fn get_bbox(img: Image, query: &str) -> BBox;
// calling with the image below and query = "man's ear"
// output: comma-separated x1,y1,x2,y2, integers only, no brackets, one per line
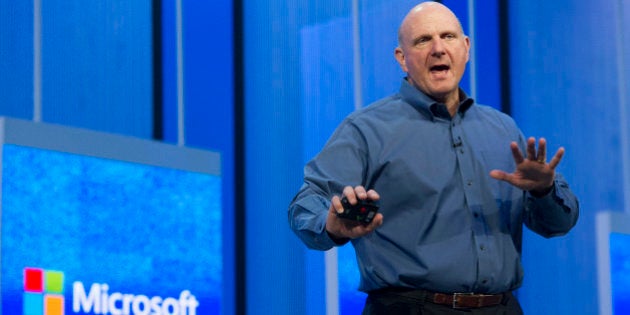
394,47,407,72
464,36,471,62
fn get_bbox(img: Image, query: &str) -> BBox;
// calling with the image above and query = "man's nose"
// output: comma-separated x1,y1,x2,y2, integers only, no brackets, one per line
431,39,446,56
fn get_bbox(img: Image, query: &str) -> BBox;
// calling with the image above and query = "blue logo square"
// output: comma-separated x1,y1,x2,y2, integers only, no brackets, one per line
23,292,43,315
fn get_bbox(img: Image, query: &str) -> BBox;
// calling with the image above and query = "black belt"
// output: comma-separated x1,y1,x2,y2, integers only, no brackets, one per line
429,292,504,309
369,288,506,309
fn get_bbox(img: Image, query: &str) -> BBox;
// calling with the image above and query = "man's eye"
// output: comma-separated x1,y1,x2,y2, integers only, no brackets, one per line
415,37,430,45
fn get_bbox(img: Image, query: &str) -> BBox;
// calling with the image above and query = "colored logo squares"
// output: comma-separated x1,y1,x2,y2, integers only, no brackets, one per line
23,268,65,315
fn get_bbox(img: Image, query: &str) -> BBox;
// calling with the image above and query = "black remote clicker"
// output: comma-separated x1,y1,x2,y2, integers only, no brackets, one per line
336,196,379,224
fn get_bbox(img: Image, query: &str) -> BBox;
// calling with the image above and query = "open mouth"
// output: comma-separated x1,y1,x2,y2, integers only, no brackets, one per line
430,64,450,72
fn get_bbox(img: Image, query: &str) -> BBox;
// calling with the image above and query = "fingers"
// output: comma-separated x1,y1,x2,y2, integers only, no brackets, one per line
342,186,358,204
365,213,384,230
341,185,380,203
510,142,525,164
333,185,380,215
489,169,513,183
331,195,344,215
526,137,536,161
537,138,547,163
342,185,364,204
517,137,553,165
548,147,565,169
366,189,380,202
489,169,505,180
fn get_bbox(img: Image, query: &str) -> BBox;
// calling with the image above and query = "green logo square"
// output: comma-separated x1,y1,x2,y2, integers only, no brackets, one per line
44,270,64,294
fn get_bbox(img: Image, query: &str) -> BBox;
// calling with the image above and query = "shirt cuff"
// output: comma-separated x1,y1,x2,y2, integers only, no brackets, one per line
528,183,555,198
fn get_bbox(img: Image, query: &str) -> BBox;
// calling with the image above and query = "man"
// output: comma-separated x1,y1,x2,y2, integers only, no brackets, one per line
288,2,579,314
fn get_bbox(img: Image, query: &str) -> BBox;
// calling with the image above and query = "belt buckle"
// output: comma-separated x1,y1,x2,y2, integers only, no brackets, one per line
452,292,474,309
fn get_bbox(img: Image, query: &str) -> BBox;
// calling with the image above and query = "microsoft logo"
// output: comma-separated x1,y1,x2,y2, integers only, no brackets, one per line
21,267,199,315
23,267,65,315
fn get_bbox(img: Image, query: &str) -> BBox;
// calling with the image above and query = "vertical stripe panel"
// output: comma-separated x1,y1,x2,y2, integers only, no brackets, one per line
32,0,42,122
175,0,185,146
616,0,630,214
467,0,477,99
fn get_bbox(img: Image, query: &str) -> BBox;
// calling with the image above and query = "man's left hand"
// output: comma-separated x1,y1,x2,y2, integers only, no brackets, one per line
489,137,563,195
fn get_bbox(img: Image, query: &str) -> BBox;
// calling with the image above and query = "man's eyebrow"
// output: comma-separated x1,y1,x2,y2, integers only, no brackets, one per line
411,34,431,43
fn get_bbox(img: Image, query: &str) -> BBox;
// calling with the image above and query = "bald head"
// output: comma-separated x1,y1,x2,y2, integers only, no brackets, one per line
397,2,465,47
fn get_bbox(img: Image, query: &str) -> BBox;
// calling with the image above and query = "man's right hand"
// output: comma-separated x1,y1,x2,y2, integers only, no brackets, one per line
325,185,384,242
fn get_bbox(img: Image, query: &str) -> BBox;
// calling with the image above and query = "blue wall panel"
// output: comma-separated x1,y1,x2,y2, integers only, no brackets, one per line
181,1,236,314
0,1,33,119
301,15,366,314
510,1,624,314
40,1,153,138
161,0,178,143
358,0,415,105
244,1,305,312
0,1,153,138
470,0,501,109
244,1,353,313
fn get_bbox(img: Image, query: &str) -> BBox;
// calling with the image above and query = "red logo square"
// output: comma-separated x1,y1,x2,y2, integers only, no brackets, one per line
24,268,44,292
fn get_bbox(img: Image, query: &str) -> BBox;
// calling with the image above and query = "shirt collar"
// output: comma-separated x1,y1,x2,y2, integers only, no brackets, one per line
399,78,475,120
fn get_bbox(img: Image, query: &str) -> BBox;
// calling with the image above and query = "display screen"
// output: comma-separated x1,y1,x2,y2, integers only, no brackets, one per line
1,143,222,315
611,232,630,314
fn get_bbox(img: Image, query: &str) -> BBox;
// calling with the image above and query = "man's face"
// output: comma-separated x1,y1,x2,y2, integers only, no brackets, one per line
395,4,470,102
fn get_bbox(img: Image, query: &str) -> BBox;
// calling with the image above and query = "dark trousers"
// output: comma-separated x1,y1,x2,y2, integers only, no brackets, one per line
362,290,524,315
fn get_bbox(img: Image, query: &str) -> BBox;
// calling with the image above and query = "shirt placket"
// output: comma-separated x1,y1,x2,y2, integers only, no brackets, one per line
450,115,493,291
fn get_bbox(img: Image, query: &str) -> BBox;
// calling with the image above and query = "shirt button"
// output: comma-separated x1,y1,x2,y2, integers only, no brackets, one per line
482,279,488,284
467,180,472,186
480,245,485,250
473,213,479,218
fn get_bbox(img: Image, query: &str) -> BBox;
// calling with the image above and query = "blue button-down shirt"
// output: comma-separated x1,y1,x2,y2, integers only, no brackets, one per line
288,79,579,294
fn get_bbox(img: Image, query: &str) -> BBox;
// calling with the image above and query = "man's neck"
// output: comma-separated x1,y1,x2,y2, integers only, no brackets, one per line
446,100,459,117
434,93,460,117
